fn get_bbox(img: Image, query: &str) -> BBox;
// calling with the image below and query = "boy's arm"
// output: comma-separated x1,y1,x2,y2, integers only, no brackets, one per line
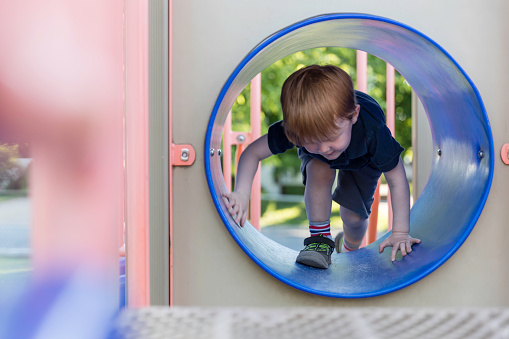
379,158,421,261
222,134,273,226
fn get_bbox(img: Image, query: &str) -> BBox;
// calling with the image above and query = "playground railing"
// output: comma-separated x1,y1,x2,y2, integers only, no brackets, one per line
222,74,262,230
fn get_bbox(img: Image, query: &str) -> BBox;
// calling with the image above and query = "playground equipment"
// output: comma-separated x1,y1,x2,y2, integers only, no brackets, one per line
206,14,493,298
2,2,509,338
171,1,508,307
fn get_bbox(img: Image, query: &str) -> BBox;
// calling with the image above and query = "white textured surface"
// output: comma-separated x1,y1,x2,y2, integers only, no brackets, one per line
113,307,509,339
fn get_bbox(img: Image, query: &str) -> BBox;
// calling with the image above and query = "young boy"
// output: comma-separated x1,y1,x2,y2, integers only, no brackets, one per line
223,65,420,269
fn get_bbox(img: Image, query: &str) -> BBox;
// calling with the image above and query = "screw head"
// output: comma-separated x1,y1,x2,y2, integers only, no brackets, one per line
180,148,189,162
210,148,215,156
237,135,246,143
437,148,442,156
478,150,484,159
218,149,222,156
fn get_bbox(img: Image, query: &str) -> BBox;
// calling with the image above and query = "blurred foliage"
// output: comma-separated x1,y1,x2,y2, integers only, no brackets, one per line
0,144,28,190
0,144,21,188
230,47,412,182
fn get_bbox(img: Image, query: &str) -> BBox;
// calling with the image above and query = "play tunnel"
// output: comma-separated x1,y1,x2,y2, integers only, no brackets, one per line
205,13,493,298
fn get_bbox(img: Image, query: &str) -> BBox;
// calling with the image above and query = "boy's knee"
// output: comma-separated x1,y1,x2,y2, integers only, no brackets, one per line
340,207,366,227
306,159,336,184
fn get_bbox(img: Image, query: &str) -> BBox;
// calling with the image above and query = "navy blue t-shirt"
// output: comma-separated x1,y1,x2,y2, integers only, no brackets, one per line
267,91,404,173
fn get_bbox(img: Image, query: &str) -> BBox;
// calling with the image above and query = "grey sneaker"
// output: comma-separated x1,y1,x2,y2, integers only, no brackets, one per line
334,232,344,253
295,235,335,269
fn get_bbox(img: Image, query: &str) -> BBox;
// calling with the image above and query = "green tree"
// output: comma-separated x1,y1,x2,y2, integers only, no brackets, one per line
230,47,412,184
0,144,22,189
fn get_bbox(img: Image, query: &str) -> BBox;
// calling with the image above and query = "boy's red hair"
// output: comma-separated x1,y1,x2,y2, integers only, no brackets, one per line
280,65,357,146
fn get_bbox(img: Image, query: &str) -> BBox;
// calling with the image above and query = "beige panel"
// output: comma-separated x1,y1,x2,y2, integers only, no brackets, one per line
149,0,170,305
171,0,509,306
412,92,433,200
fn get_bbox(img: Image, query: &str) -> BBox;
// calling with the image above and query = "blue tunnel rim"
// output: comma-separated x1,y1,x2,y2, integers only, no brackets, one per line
204,13,494,298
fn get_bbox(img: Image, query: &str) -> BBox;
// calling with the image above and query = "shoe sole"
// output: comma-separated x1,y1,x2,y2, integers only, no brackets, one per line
296,251,330,269
335,232,343,254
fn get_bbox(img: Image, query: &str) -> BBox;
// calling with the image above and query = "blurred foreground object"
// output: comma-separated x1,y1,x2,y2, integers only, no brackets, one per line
0,1,124,338
112,307,509,339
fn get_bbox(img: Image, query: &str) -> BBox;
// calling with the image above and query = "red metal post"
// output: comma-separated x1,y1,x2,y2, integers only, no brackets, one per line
249,74,262,229
357,51,376,247
359,53,396,245
222,75,262,230
367,181,381,244
386,64,395,231
125,0,150,307
223,112,233,192
356,51,368,93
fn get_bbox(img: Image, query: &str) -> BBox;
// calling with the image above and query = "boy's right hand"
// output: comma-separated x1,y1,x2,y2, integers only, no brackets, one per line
222,192,249,227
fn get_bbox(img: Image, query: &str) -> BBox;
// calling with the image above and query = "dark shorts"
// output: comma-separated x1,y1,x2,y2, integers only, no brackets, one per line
298,149,382,220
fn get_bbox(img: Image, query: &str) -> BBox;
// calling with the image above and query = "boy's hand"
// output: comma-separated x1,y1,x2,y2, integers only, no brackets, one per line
222,192,249,227
378,231,421,262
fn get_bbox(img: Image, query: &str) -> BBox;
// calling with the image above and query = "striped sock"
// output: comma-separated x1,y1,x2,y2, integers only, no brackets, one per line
342,241,355,253
309,220,331,238
336,233,355,253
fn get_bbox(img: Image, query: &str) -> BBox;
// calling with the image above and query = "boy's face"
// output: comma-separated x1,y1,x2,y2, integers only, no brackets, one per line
301,105,360,160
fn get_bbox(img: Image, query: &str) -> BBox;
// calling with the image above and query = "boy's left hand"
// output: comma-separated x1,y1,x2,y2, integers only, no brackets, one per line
379,231,421,262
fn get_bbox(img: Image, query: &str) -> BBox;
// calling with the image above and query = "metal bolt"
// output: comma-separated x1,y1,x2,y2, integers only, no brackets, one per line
180,148,189,162
218,149,222,156
478,150,484,159
210,148,215,156
237,134,246,143
437,148,442,156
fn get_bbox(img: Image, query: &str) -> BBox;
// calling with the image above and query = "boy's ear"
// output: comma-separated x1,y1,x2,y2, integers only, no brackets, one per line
352,104,360,124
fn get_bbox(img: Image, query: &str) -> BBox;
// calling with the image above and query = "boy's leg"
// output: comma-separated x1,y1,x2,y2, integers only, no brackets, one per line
332,166,381,253
295,158,336,269
304,158,336,238
339,206,368,252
